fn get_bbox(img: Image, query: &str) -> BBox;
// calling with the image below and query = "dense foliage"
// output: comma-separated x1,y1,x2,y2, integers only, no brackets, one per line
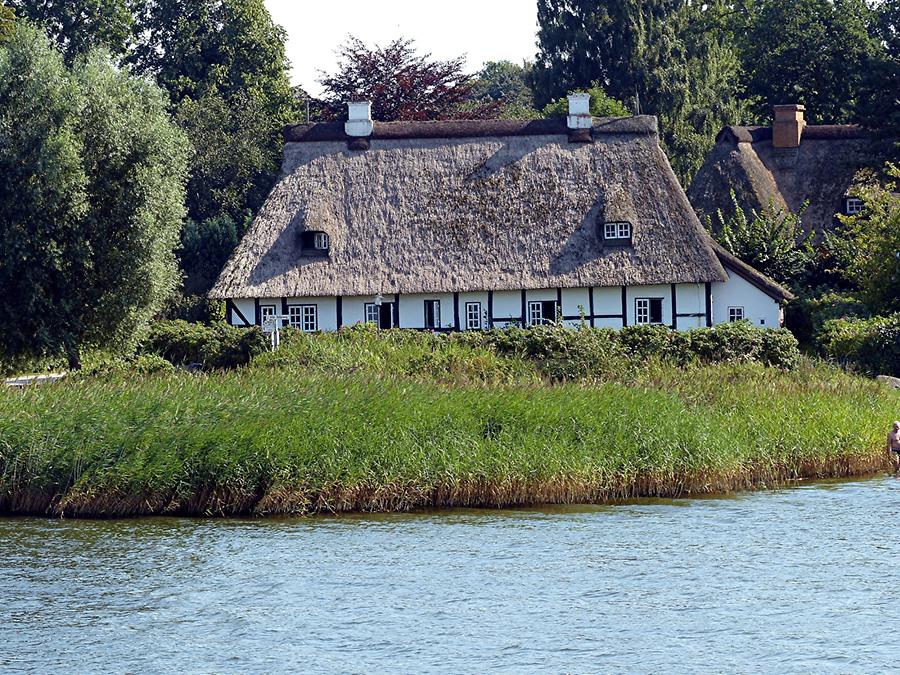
709,192,816,289
829,166,900,315
0,25,189,367
817,314,900,376
737,0,880,124
6,0,136,61
532,0,747,182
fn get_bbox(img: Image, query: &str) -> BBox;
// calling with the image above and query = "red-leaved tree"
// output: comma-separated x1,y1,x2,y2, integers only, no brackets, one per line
318,36,501,121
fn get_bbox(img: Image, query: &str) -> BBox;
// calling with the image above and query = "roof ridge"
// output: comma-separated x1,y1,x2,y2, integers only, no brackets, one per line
283,116,658,143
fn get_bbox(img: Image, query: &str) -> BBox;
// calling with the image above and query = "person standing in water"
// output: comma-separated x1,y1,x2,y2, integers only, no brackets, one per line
889,422,900,474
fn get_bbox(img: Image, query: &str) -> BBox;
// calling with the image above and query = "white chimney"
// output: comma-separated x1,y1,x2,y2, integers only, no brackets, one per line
567,93,592,129
345,101,373,137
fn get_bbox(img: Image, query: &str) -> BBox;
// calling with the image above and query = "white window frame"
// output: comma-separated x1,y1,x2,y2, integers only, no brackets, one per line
635,298,650,325
728,306,745,322
313,232,330,250
845,197,864,215
424,299,441,329
465,302,482,330
364,303,380,324
528,301,557,326
635,297,663,325
604,221,632,240
289,304,317,332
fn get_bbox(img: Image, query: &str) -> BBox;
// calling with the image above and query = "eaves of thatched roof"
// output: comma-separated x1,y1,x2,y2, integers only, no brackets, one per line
211,116,728,300
708,238,795,303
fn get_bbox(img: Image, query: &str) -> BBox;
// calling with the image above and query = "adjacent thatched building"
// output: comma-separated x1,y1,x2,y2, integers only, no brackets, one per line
211,95,792,333
689,104,890,234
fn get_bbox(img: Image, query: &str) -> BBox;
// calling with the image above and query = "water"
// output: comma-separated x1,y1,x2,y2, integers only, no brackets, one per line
2,477,900,673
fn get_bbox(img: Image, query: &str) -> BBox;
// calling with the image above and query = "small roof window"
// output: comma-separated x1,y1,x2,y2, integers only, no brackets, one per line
601,221,632,246
300,231,330,256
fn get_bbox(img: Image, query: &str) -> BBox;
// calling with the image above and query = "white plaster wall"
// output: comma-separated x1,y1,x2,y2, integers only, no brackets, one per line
231,299,256,326
560,288,589,318
591,286,622,317
492,290,522,325
711,273,782,328
399,293,455,329
674,283,706,331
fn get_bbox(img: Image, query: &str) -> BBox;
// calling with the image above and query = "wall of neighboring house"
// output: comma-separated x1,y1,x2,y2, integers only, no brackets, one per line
226,281,782,332
710,271,782,328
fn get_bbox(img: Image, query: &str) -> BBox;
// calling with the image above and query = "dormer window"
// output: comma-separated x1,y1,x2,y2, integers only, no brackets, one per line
300,231,330,256
602,221,632,246
844,197,864,216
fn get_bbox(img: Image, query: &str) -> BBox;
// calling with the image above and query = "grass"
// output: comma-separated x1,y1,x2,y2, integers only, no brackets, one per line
1,330,895,517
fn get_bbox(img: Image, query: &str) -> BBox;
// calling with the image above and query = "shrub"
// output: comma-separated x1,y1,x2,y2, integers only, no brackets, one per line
818,313,900,376
143,320,267,369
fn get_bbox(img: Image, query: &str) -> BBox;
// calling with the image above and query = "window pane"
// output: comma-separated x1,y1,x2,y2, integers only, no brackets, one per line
302,305,317,332
466,302,481,330
636,298,649,324
618,222,631,238
288,305,302,328
529,301,542,326
604,223,617,239
425,300,441,329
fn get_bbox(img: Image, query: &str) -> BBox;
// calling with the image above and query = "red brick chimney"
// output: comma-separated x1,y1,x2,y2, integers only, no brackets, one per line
772,104,805,148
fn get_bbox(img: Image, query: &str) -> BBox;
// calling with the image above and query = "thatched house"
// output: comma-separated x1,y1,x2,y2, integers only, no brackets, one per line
689,104,890,234
210,95,792,333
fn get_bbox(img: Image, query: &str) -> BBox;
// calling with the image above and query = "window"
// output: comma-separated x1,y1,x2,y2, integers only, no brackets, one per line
635,298,663,325
365,302,395,329
602,221,632,246
845,197,864,215
465,302,482,330
728,306,745,322
528,300,557,326
424,300,441,329
300,231,330,256
314,232,330,250
289,305,317,332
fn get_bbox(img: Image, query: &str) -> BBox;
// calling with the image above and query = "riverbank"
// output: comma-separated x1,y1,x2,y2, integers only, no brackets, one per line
1,337,895,517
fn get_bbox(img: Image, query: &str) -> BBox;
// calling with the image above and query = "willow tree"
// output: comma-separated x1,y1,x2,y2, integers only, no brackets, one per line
0,26,189,367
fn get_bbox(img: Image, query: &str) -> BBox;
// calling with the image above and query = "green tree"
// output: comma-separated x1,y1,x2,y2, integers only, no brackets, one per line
0,26,189,367
857,0,900,140
176,91,281,226
739,0,880,124
130,0,296,120
532,0,747,182
6,0,137,62
710,192,816,289
540,81,629,117
0,2,15,42
470,60,540,119
830,165,900,313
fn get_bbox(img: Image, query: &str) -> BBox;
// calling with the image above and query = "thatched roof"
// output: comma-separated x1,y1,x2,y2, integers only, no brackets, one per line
688,124,891,234
211,116,728,300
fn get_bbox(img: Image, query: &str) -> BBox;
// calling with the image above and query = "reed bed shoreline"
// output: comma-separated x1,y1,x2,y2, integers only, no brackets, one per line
1,351,896,519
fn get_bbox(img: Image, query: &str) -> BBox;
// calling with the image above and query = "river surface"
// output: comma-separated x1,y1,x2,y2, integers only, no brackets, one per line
2,476,900,673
